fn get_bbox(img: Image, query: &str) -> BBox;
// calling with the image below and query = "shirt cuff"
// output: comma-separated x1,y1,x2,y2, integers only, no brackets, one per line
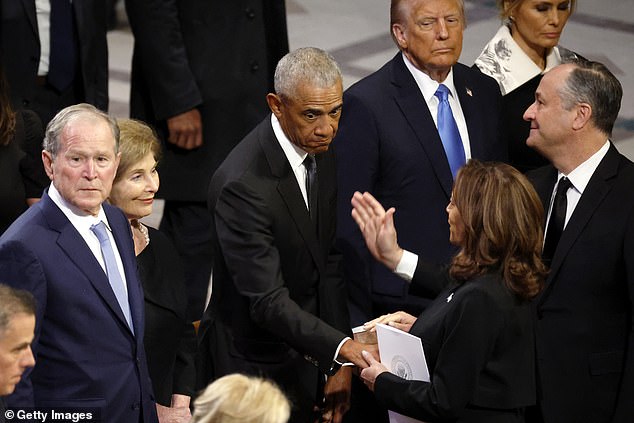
394,249,418,282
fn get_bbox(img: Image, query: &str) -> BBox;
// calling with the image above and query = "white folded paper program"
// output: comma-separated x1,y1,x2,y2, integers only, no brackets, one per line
376,323,430,423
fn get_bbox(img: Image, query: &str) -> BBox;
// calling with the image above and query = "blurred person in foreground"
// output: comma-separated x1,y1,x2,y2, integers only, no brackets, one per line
0,284,36,415
353,160,546,422
474,0,579,172
108,119,196,423
198,47,373,423
191,374,290,423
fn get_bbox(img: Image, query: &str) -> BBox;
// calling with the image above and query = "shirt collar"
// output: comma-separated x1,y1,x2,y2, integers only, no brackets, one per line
48,183,110,232
271,114,308,171
474,25,564,95
401,52,458,103
559,141,610,194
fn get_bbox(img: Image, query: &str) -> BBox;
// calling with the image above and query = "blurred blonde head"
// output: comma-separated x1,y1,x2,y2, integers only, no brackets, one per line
192,374,290,423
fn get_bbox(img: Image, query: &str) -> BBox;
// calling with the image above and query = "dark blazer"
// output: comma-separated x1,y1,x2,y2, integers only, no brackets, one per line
527,144,634,423
334,53,505,325
0,0,109,115
375,271,535,422
138,227,196,406
125,0,288,202
0,193,158,423
198,117,351,420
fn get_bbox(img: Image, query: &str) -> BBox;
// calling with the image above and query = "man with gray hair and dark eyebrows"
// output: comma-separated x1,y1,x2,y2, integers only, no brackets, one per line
524,59,634,422
0,104,158,422
198,47,373,423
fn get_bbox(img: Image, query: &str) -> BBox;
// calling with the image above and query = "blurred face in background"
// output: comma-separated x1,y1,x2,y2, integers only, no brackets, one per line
108,152,159,220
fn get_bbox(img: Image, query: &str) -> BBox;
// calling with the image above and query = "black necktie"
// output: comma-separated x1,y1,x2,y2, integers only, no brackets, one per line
543,177,572,264
303,154,318,223
48,0,77,92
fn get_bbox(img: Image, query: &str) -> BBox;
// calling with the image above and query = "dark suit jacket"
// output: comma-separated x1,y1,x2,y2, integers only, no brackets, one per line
375,271,534,422
334,53,505,325
0,0,109,114
125,0,288,202
0,193,158,423
138,227,196,406
198,117,351,418
527,143,634,423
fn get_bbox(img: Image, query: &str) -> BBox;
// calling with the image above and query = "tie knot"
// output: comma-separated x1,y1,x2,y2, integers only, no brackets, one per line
435,84,450,102
91,221,109,243
303,154,317,172
557,177,572,194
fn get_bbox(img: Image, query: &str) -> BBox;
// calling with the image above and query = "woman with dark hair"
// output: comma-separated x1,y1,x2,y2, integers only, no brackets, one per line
352,160,547,422
0,68,48,234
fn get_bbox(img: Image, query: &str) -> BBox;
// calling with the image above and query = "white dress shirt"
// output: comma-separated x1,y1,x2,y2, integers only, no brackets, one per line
48,183,129,298
271,114,351,366
402,53,472,160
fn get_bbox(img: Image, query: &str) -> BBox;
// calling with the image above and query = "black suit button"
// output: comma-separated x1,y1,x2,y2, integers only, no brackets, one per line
250,61,260,72
245,8,256,19
131,403,140,410
22,100,30,106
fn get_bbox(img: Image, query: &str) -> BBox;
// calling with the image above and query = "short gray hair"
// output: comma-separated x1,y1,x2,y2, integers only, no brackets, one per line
273,47,342,99
43,103,120,158
0,284,36,337
558,59,622,136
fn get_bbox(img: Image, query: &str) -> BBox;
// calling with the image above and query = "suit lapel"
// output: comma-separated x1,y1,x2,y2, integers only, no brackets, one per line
538,145,620,304
41,194,135,335
258,120,326,274
20,0,39,36
454,65,482,158
390,54,453,198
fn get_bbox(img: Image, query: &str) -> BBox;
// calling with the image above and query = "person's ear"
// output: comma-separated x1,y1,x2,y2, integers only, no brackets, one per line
42,150,54,180
266,93,283,119
572,102,592,131
392,23,407,50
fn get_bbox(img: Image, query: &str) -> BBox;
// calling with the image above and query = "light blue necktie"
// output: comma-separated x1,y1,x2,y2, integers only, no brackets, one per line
435,84,466,179
91,221,134,332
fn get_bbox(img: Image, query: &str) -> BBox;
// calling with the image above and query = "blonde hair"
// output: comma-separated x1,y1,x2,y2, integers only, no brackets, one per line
114,119,162,183
497,0,576,20
192,374,290,423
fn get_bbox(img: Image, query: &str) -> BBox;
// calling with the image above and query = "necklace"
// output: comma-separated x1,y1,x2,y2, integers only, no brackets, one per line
131,220,150,247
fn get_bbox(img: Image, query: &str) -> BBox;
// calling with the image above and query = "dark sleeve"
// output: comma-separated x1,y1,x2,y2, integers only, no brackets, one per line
214,179,347,371
15,110,48,198
612,209,634,421
172,321,197,397
409,260,450,298
334,91,381,324
125,0,202,120
374,287,505,421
